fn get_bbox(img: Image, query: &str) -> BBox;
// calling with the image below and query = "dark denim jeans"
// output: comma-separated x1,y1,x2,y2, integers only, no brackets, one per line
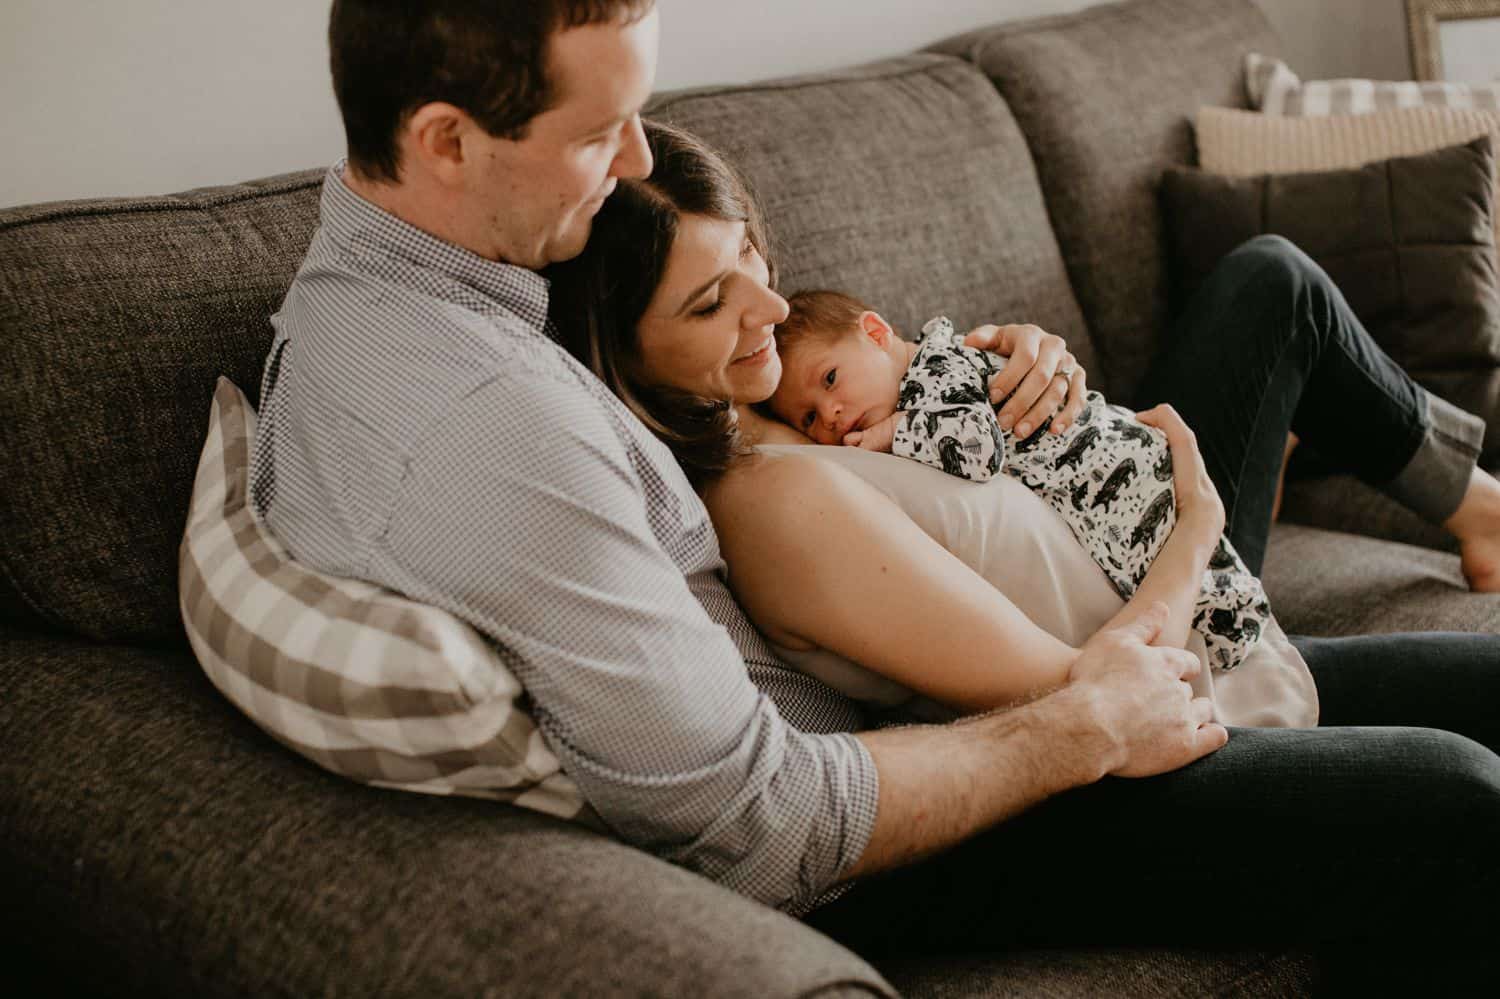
808,237,1500,994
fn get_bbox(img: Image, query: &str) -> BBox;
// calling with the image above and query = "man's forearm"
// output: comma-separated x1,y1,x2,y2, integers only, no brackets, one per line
844,684,1117,878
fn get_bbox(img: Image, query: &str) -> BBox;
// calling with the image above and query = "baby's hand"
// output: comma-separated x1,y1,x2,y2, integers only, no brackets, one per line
843,412,900,452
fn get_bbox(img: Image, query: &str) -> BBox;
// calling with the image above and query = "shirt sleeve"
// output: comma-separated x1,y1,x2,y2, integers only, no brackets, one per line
380,370,878,911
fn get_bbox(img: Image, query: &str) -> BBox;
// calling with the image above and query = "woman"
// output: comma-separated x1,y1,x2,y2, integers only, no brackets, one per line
550,119,1500,732
549,117,1500,990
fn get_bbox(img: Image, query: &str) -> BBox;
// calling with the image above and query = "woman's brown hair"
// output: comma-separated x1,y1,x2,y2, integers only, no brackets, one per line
548,119,774,490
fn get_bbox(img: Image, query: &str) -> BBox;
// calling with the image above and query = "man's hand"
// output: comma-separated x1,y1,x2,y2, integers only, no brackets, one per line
844,412,900,452
963,323,1087,438
1068,601,1228,778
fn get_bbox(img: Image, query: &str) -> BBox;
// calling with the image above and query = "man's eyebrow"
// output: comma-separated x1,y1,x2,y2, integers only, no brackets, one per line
675,268,730,317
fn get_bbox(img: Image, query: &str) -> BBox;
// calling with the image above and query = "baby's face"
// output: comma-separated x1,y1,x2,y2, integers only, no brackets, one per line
769,328,903,445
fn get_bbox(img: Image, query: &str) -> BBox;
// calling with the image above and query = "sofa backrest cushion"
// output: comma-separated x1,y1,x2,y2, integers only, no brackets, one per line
930,0,1281,403
0,172,323,642
646,53,1097,373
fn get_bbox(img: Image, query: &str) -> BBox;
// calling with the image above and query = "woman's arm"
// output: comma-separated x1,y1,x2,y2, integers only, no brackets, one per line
1101,405,1226,649
705,452,1078,712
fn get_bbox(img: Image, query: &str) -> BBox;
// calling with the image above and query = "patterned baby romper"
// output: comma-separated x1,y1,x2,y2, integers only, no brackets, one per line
889,317,1271,669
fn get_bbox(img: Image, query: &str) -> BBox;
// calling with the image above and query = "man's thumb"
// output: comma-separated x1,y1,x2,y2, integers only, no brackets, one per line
1118,600,1169,643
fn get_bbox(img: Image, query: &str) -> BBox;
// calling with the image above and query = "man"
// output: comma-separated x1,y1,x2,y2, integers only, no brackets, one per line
252,2,1495,990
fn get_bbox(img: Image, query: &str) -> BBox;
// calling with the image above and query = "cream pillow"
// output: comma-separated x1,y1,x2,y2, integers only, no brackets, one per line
179,377,596,823
1195,105,1500,244
1246,53,1500,117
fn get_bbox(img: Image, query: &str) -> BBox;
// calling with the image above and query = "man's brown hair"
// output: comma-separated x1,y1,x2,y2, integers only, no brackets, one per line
775,289,872,360
329,0,656,183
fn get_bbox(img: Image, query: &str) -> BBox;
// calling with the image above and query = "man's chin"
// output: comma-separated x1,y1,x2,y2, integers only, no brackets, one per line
544,222,594,267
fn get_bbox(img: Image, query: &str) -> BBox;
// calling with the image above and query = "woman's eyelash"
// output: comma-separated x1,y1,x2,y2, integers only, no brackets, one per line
695,297,724,318
740,240,754,259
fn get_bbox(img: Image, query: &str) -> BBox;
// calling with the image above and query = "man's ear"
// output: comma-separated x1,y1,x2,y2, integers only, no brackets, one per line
859,310,894,347
400,102,472,187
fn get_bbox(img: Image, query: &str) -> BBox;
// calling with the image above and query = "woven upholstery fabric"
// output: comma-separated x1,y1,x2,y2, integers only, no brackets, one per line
1246,52,1500,117
1162,138,1500,464
0,171,324,643
0,634,893,999
646,54,1098,373
929,0,1280,403
883,947,1315,998
179,378,592,822
1279,473,1462,553
1262,523,1500,636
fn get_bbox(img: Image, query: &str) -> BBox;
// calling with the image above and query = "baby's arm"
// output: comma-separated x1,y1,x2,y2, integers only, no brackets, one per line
891,403,1006,482
844,412,901,452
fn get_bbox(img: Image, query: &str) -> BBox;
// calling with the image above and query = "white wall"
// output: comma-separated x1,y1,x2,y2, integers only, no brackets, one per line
0,0,1411,209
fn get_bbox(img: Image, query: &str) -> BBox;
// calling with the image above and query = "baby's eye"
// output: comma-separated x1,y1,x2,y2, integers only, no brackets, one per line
824,369,837,388
802,411,814,429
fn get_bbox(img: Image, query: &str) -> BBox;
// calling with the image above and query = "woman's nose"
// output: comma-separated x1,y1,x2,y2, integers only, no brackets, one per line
748,286,790,330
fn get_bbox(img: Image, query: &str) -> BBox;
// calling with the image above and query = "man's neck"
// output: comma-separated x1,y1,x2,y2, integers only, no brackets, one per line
341,164,501,264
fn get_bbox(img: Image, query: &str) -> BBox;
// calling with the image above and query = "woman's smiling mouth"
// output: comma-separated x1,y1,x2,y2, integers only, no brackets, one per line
732,337,775,366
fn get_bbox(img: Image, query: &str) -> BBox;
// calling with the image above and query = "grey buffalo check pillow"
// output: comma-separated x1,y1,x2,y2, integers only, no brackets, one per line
1246,53,1500,117
180,377,597,824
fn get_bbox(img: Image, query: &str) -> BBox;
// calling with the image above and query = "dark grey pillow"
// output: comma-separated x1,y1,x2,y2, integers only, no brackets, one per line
1162,136,1500,464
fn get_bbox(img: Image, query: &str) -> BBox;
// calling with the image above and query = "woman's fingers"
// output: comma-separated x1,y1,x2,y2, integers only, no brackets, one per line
962,323,1089,435
995,332,1066,432
981,325,1043,411
1050,362,1087,434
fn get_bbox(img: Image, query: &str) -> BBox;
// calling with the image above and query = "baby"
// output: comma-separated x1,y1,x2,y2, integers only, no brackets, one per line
766,289,1270,670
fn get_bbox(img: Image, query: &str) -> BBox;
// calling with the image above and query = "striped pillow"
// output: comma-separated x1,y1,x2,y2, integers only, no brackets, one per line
179,377,596,824
1246,53,1500,117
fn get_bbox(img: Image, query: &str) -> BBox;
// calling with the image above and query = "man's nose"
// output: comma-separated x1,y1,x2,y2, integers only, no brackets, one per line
612,115,653,180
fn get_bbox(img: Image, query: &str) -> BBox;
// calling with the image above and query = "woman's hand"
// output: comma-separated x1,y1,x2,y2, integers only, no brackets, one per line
1135,404,1225,543
963,323,1087,438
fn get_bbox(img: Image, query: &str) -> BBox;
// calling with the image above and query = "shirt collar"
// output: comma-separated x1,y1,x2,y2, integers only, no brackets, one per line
319,160,553,332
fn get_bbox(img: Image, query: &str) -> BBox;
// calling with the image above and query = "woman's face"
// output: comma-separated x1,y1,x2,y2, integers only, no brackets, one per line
635,213,789,404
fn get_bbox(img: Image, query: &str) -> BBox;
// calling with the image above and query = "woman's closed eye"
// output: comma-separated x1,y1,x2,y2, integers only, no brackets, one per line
690,240,755,318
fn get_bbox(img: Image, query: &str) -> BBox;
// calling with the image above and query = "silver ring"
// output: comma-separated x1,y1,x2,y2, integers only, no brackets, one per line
1055,365,1076,382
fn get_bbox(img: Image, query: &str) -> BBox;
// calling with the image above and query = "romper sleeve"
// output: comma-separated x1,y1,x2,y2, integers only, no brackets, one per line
891,318,1007,482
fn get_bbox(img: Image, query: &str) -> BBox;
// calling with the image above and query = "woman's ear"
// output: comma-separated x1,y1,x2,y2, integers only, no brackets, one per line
859,310,894,347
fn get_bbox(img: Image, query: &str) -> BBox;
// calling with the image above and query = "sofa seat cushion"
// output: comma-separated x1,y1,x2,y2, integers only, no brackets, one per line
1262,522,1500,636
882,947,1315,998
929,0,1280,403
0,170,324,643
647,54,1098,372
0,634,894,998
179,377,592,822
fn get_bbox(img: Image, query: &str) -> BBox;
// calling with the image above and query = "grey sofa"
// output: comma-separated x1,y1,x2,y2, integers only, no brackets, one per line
4,0,1495,995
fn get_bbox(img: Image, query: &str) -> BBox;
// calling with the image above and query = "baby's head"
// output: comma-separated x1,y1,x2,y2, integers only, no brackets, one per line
768,290,910,444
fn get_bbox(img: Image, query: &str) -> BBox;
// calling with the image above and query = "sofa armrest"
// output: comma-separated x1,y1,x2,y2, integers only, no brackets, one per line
0,635,892,998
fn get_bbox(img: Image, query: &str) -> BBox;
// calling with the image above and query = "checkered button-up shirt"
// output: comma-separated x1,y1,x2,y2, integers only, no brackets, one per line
249,164,879,913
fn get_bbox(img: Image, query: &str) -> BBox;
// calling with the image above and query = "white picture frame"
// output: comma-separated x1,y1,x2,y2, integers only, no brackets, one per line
1407,0,1500,82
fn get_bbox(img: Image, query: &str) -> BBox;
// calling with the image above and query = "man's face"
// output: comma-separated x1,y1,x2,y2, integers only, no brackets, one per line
475,8,660,268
